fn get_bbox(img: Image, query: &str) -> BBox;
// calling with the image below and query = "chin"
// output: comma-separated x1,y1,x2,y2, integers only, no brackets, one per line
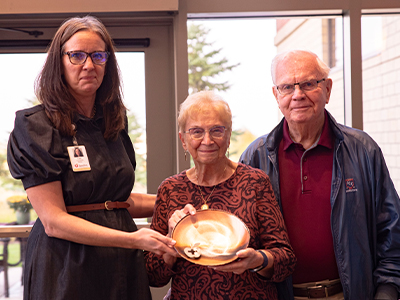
289,112,314,123
197,157,219,165
80,86,100,95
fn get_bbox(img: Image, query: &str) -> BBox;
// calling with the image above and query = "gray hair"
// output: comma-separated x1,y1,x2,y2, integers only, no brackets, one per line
271,50,330,84
178,91,232,133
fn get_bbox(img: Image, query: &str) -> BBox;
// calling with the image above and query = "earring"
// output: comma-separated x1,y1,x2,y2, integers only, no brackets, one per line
227,148,230,158
185,150,188,161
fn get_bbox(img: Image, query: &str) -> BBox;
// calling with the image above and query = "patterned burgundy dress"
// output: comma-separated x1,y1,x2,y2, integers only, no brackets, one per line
145,163,296,300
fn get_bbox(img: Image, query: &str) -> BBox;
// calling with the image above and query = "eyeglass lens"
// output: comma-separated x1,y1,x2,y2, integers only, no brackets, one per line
188,126,226,139
277,79,323,95
66,51,109,65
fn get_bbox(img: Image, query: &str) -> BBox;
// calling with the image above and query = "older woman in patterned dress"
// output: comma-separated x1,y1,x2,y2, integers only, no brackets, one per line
145,91,296,300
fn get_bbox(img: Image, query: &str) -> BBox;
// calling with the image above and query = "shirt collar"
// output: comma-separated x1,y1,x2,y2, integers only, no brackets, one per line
282,110,334,151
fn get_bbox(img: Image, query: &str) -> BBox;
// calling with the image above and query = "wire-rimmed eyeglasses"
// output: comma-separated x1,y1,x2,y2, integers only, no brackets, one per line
184,126,227,140
63,51,110,65
276,78,326,95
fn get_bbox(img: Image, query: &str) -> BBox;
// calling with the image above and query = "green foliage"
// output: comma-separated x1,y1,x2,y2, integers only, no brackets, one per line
229,129,244,157
188,23,239,93
126,110,147,188
0,151,24,191
6,240,23,267
28,97,40,106
0,152,10,178
1,97,39,192
6,195,32,213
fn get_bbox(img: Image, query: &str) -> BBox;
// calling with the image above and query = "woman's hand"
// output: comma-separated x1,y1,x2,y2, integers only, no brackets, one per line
212,248,274,278
131,228,178,257
162,204,197,267
167,204,196,237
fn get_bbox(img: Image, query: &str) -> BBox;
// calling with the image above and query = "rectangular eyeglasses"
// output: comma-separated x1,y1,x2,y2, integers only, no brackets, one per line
276,78,326,95
63,51,109,65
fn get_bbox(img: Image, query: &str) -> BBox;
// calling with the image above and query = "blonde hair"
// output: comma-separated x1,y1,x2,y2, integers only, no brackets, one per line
178,91,232,132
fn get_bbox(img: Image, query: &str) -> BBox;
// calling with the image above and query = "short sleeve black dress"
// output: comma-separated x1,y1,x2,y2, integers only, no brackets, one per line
7,104,151,300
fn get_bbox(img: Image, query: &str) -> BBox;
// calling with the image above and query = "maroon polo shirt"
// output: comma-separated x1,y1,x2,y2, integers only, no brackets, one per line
278,112,339,283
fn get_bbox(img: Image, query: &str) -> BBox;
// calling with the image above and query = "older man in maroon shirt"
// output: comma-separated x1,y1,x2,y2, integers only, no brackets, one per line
241,50,400,300
274,50,342,300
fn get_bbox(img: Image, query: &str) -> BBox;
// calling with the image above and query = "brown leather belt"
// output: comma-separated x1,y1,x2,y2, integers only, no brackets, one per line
66,201,130,213
293,280,342,298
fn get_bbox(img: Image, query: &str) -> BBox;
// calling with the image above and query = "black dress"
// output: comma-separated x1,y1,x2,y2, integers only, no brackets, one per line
7,105,151,300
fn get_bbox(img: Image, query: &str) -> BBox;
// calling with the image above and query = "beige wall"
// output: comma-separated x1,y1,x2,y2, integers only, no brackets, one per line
0,0,178,14
3,0,400,15
363,16,400,185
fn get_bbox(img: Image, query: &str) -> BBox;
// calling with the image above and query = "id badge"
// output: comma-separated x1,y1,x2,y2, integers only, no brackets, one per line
67,145,91,172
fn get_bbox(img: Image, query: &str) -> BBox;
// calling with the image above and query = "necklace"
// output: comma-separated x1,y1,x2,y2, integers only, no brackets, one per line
90,105,96,119
195,165,227,210
76,103,96,119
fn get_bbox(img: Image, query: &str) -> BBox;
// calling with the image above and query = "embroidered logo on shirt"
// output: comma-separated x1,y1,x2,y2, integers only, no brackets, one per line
345,178,357,193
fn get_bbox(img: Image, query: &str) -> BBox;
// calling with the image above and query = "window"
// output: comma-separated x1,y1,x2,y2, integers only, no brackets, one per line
116,52,147,193
0,53,46,225
362,14,400,191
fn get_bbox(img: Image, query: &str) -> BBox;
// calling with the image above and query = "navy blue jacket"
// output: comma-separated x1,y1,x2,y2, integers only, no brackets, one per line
240,111,400,300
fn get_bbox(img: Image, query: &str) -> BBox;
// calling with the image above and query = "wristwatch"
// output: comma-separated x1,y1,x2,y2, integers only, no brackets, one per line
250,250,269,272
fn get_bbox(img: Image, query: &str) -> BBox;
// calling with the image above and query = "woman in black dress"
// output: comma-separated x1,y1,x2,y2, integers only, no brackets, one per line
7,16,177,300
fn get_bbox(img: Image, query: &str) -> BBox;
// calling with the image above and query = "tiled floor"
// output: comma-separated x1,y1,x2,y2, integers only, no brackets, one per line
0,267,23,299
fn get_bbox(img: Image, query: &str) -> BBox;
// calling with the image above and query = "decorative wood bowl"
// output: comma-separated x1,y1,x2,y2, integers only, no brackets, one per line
172,209,250,266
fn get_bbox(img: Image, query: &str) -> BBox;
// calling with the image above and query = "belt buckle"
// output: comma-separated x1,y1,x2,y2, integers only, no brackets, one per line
306,284,328,298
104,200,113,210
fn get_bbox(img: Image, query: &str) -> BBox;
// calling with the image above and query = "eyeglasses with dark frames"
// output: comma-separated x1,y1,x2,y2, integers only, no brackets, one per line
184,126,227,140
63,51,110,65
276,78,326,95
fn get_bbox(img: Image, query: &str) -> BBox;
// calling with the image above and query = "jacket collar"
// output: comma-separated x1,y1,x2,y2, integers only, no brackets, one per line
267,109,344,152
282,110,335,151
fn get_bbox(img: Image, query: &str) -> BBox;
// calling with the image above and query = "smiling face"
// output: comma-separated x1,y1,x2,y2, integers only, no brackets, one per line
62,30,106,103
272,52,332,127
179,108,231,166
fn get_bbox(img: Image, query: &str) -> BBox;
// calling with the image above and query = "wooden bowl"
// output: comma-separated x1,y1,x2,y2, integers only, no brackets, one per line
172,209,250,266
